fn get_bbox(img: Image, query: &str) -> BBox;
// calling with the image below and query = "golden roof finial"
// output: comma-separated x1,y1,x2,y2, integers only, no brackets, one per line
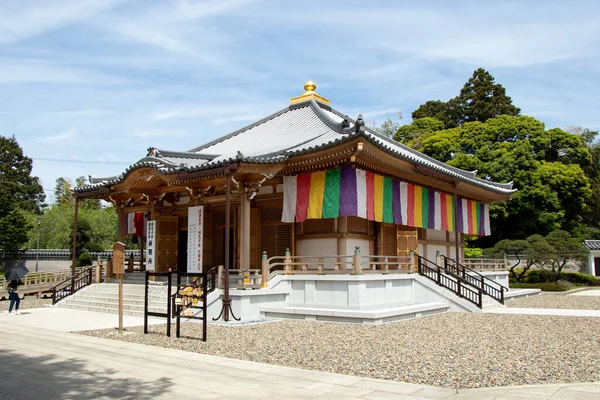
304,80,316,93
290,80,330,106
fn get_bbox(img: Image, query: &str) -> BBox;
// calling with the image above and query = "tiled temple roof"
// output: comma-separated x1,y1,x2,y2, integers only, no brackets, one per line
77,99,515,195
584,240,600,251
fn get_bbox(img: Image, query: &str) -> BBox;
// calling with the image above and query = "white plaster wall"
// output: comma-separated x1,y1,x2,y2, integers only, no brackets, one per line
418,243,424,256
427,244,446,263
345,238,370,257
297,238,337,258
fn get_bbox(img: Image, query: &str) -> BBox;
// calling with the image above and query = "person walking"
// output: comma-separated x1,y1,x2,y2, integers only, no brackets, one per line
8,280,21,315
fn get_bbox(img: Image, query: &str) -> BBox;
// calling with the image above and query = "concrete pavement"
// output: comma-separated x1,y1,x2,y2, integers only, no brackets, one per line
0,307,166,332
2,322,600,400
1,307,599,399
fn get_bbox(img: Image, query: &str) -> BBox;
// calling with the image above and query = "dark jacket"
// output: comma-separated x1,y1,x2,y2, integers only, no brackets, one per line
8,280,19,293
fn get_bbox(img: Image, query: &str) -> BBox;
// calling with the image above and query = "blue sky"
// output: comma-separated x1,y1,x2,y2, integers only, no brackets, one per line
1,0,599,202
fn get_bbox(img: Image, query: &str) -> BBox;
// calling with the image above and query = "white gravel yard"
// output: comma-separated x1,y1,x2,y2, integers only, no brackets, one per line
80,313,600,389
0,296,52,311
507,290,600,310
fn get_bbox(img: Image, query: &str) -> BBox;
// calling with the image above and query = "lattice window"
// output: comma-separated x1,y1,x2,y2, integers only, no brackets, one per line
260,224,291,258
260,208,283,222
382,224,397,257
213,212,233,228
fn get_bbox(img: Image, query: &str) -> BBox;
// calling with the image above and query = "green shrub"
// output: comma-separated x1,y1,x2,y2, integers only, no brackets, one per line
510,282,571,291
560,272,600,286
464,247,483,258
525,269,556,283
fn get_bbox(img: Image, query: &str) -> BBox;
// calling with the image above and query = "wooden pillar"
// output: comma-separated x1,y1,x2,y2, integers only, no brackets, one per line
117,207,126,243
71,198,79,278
239,191,250,270
224,173,231,321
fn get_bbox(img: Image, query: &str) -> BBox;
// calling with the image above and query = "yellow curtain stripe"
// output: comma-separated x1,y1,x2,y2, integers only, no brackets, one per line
374,174,384,222
307,171,326,219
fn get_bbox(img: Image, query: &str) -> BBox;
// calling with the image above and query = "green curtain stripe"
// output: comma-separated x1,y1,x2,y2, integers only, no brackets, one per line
421,187,429,228
322,168,341,218
383,177,394,223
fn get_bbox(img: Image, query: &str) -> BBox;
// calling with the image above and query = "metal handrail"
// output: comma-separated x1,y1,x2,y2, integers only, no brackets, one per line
51,267,94,305
417,255,483,309
441,255,506,304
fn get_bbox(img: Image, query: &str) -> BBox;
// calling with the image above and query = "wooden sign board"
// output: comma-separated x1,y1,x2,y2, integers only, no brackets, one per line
113,241,126,275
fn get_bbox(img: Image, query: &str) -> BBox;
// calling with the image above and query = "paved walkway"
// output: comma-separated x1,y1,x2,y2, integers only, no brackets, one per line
0,307,166,332
1,307,599,399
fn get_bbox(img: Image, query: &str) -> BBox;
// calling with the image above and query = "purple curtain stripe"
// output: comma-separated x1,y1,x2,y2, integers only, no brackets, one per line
340,166,358,217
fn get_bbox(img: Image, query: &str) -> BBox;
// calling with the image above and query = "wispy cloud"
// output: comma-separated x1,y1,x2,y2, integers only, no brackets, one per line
1,0,599,196
36,128,79,143
46,109,113,117
0,0,121,44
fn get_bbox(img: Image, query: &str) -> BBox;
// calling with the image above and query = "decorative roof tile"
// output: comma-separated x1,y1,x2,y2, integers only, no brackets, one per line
78,99,516,195
584,240,600,251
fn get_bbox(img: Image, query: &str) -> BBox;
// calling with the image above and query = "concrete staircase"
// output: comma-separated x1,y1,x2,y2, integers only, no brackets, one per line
54,282,169,317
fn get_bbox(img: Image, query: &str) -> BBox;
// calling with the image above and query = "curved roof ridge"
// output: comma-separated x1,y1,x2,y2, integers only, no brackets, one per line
156,149,219,160
309,100,354,134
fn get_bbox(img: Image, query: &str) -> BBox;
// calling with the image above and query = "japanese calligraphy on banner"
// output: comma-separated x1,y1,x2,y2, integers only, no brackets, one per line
187,206,204,273
146,220,157,271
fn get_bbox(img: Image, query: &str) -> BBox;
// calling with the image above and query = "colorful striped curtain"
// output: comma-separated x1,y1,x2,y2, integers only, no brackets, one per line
282,166,492,236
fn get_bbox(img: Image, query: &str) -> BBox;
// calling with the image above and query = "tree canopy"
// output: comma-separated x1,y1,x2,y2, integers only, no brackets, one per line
0,136,45,263
412,68,520,129
394,115,593,244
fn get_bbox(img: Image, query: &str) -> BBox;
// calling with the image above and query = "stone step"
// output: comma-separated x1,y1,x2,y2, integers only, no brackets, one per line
55,302,167,318
61,296,166,307
58,297,167,312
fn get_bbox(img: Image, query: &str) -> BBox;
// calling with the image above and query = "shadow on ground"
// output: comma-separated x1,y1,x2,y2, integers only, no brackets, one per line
0,347,173,399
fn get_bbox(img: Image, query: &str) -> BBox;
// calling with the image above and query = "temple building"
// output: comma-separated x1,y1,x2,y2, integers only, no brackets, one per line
74,81,519,323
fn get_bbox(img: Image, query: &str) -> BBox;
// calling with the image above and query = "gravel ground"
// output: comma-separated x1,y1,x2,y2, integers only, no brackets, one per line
80,313,600,389
0,296,52,311
508,291,600,310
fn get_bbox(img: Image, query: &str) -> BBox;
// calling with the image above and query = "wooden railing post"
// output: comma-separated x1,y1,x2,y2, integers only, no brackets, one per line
383,256,389,274
410,250,416,273
218,265,224,289
95,256,101,283
353,246,362,275
436,251,441,267
261,251,268,289
317,257,324,275
106,257,113,283
284,248,292,275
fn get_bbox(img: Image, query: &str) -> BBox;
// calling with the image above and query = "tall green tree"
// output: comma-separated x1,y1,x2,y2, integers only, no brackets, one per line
568,127,600,238
0,136,45,265
394,115,592,244
412,68,520,129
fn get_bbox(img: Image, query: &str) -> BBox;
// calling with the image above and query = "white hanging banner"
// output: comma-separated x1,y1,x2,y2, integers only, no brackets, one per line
187,206,204,273
146,220,157,272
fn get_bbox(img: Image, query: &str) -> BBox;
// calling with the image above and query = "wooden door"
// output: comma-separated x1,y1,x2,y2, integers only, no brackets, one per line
397,226,418,256
157,216,178,271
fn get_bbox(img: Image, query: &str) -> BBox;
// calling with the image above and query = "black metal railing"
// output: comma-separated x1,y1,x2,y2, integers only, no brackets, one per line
51,267,94,305
417,255,483,308
440,255,506,304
